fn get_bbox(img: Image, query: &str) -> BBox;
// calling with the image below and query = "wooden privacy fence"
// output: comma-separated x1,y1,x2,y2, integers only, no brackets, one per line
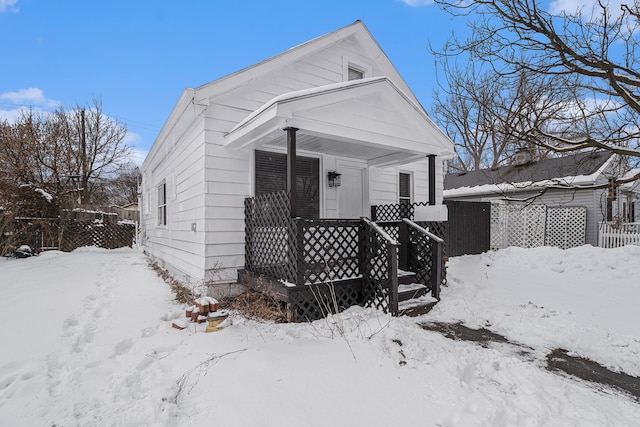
3,219,135,254
598,222,640,248
445,200,491,256
59,220,136,251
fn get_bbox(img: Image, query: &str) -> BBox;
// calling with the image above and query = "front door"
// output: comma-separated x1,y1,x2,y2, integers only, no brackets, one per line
338,161,366,218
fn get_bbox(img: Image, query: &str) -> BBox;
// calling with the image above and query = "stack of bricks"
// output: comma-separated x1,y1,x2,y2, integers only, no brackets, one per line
172,296,220,330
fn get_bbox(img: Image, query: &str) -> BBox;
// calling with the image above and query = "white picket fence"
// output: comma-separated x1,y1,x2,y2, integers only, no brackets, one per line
598,222,640,248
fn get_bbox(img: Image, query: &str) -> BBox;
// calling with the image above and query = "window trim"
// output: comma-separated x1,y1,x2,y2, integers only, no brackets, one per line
157,181,167,226
342,56,371,82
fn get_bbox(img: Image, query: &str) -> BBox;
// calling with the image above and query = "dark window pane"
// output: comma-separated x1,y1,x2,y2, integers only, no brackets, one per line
255,150,319,218
399,172,411,205
348,67,364,81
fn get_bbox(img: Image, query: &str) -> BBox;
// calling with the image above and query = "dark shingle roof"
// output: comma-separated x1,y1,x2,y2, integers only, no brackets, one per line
444,151,613,190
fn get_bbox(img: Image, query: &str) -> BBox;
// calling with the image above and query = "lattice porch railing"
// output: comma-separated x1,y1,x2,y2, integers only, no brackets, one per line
371,201,431,222
244,194,448,318
244,191,297,284
297,218,362,285
361,217,399,315
403,219,444,300
377,220,448,290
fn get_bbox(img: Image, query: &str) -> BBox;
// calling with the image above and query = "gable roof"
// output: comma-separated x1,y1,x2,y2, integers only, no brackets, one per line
224,76,455,165
192,20,420,108
444,151,614,197
146,20,455,169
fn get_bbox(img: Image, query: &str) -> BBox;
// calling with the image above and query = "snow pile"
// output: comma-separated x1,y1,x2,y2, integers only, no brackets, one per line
0,245,639,426
434,245,640,376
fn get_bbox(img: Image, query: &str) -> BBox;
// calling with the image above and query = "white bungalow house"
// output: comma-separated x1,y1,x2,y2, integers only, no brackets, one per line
140,21,454,315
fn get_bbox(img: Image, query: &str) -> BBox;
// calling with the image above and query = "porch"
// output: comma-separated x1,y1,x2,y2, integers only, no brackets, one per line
239,191,447,321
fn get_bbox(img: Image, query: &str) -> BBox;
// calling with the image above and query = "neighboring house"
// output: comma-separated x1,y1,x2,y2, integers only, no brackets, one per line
444,151,639,248
105,203,139,222
140,20,455,305
619,168,640,223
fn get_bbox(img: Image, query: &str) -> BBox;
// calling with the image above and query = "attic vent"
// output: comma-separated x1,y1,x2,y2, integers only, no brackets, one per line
514,149,532,166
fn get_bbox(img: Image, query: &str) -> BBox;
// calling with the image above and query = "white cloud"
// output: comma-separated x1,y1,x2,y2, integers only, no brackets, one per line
130,148,148,166
0,106,27,122
123,131,148,165
0,0,18,13
123,130,142,146
398,0,434,6
549,0,627,17
0,88,60,109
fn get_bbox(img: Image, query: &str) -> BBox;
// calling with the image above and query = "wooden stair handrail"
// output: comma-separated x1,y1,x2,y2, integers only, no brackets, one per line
402,218,444,243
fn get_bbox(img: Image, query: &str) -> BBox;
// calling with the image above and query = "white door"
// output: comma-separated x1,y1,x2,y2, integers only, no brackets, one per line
338,163,366,218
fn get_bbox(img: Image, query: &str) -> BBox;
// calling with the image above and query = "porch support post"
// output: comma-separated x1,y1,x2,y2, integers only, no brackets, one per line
428,154,436,206
398,219,408,271
284,127,299,218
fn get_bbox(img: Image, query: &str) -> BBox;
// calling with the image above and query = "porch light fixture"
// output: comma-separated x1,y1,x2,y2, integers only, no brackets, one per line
328,171,342,187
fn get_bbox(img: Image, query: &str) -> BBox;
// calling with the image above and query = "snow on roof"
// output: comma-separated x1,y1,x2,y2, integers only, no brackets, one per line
621,168,640,191
444,151,614,197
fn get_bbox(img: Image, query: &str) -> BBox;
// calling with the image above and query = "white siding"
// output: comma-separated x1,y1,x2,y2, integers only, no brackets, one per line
141,93,209,282
369,158,444,206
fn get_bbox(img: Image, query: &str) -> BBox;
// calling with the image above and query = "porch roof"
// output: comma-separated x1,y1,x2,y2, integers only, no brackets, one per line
223,77,455,167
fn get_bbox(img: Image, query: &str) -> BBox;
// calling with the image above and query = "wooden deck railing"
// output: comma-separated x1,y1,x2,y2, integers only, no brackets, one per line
244,193,447,317
362,217,400,315
402,219,444,300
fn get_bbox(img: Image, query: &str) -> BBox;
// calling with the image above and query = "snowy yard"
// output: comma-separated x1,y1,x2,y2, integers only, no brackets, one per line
1,245,639,426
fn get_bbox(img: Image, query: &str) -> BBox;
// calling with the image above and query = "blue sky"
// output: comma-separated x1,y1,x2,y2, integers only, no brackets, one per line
0,0,605,164
0,0,461,163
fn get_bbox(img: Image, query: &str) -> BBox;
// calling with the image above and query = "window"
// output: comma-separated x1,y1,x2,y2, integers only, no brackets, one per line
348,66,365,81
399,172,412,206
631,201,637,223
606,199,613,221
255,150,320,218
157,182,166,226
343,57,370,81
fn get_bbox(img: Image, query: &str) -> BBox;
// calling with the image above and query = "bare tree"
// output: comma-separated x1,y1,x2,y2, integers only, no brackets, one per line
432,63,572,171
56,98,131,205
0,99,132,209
434,0,640,186
104,162,141,206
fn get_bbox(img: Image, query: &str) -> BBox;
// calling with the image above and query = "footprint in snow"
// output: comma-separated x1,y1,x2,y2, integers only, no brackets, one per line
140,326,156,338
72,328,95,353
112,338,133,357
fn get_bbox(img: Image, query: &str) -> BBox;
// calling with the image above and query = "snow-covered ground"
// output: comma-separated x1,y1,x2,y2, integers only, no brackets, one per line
0,245,639,426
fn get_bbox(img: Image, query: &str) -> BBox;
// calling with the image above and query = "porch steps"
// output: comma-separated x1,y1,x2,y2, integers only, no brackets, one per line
397,273,438,317
398,282,427,301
